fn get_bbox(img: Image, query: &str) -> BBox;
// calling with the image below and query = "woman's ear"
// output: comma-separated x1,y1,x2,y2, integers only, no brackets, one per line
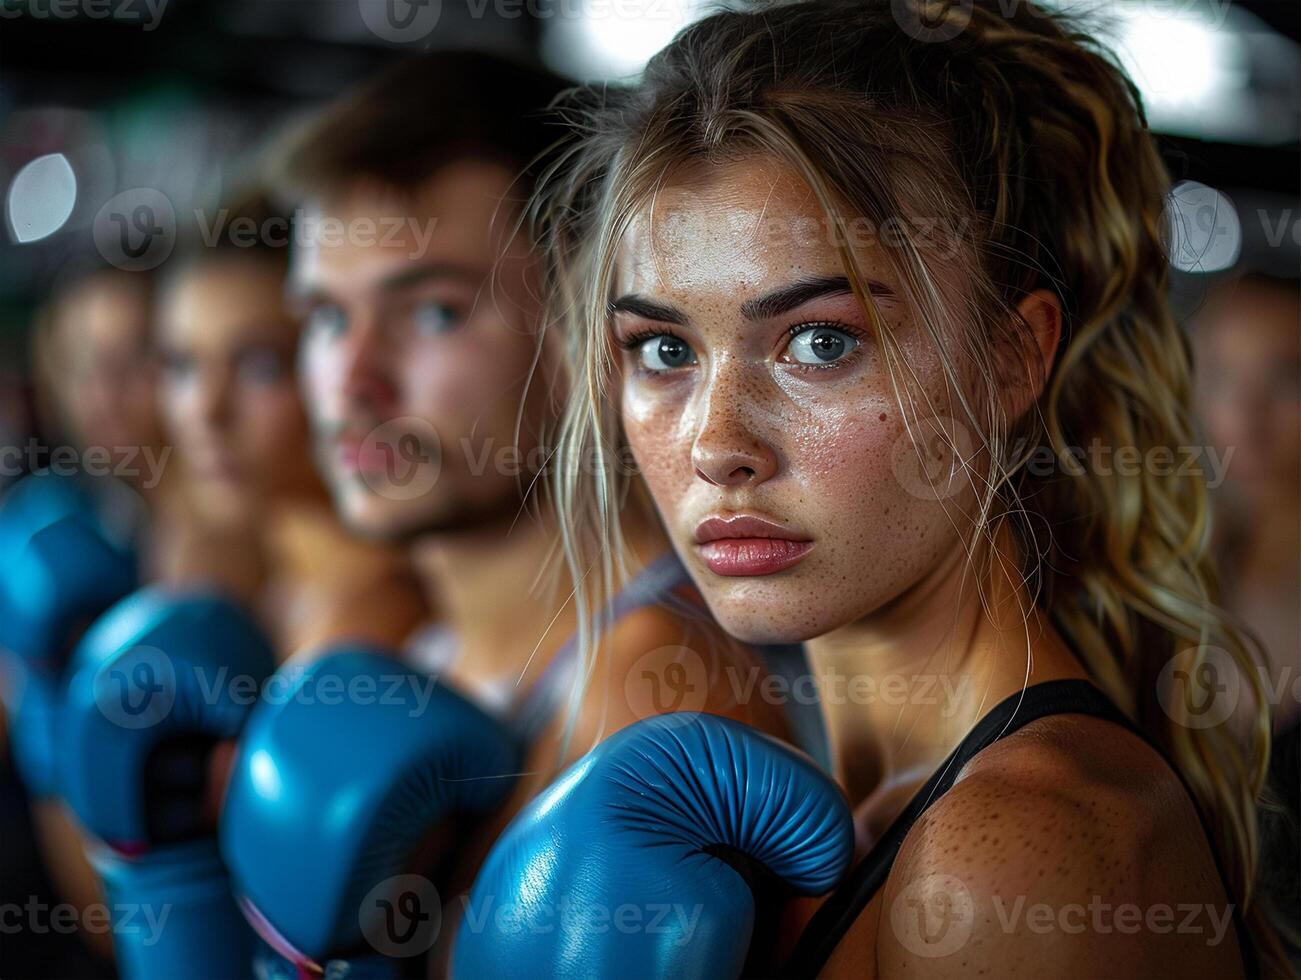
1004,287,1063,420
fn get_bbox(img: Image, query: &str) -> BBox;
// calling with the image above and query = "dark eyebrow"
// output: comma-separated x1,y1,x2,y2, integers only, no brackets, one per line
608,274,885,327
739,275,856,321
606,294,690,326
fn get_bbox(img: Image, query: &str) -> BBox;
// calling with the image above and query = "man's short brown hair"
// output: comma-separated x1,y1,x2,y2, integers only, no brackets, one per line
273,49,571,206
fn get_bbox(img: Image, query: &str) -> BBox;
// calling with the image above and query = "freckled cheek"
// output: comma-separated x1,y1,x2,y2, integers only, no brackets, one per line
785,401,899,516
621,380,697,519
780,391,949,573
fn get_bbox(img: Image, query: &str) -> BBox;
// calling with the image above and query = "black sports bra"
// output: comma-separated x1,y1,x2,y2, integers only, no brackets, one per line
779,678,1258,978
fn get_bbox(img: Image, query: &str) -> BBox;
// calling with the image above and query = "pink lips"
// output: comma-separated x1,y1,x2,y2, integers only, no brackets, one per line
692,515,814,576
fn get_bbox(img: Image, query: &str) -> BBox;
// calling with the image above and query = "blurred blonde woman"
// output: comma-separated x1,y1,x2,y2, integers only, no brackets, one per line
533,0,1285,974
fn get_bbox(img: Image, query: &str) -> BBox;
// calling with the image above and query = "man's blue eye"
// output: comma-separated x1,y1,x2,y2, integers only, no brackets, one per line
307,305,347,338
788,325,857,365
637,335,696,371
413,302,458,334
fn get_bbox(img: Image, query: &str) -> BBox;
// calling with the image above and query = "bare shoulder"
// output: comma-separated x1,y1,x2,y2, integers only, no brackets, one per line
555,600,791,762
876,714,1244,979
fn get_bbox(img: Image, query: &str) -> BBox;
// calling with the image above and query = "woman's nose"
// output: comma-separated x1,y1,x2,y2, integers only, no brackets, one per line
690,375,779,487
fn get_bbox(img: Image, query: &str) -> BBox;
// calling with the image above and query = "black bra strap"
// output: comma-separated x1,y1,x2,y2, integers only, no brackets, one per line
780,679,1138,977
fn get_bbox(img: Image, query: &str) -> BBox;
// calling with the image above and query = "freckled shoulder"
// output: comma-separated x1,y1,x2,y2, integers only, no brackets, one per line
875,714,1243,980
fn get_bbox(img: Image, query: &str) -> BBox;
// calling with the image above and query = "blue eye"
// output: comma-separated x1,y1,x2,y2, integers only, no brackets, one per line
306,304,347,339
787,325,858,365
635,334,697,372
413,301,458,335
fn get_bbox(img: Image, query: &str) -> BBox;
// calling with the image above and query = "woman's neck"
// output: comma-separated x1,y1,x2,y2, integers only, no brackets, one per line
806,523,1087,808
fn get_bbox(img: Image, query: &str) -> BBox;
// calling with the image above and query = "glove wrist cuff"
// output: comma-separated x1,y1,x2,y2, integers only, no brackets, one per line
246,912,400,980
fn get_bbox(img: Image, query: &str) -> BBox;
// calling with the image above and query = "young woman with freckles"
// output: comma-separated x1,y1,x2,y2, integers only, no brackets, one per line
529,0,1286,975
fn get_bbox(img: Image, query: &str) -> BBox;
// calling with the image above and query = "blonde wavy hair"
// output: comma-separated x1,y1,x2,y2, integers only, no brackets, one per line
528,0,1283,970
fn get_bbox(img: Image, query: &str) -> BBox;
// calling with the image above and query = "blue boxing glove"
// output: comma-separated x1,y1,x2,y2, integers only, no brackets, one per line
220,649,520,978
60,588,276,980
452,713,854,979
0,473,139,798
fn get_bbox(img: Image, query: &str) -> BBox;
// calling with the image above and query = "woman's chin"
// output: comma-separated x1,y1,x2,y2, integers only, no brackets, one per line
707,594,825,648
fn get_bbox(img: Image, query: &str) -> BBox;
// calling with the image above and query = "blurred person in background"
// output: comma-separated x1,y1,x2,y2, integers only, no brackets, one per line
1194,272,1300,736
31,260,259,600
154,192,428,658
34,262,166,500
3,194,430,973
4,261,167,969
47,192,430,979
284,49,790,788
1193,271,1301,968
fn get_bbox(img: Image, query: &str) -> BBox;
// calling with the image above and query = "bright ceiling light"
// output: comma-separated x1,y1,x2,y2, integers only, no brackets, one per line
7,152,77,244
541,0,707,80
1110,5,1248,113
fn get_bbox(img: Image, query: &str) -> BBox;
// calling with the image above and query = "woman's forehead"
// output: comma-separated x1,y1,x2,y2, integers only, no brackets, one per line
613,158,878,300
